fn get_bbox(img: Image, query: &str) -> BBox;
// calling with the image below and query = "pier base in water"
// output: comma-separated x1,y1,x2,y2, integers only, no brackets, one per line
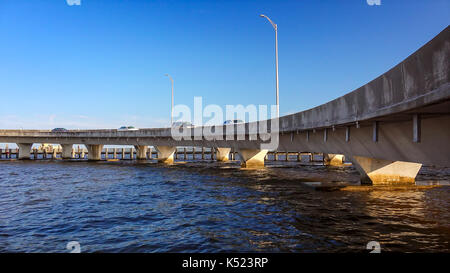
135,145,148,160
324,154,345,166
216,148,231,162
350,155,422,185
237,149,268,168
17,143,33,159
86,144,104,161
61,144,73,159
155,146,176,164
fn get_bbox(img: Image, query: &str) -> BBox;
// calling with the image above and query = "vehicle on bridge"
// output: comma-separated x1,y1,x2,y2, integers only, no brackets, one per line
172,121,195,128
51,128,68,132
117,126,139,131
224,119,244,125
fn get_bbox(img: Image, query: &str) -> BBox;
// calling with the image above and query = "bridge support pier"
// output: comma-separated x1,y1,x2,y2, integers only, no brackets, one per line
134,145,148,160
155,146,176,164
324,154,345,166
216,148,231,162
86,144,104,161
237,149,268,168
350,155,422,185
17,143,33,159
61,144,73,159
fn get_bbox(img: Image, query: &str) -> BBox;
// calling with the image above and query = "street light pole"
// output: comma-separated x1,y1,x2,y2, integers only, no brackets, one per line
260,14,279,118
165,74,174,125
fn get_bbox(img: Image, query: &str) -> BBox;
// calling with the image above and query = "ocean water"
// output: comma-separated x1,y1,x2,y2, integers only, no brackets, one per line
0,159,449,253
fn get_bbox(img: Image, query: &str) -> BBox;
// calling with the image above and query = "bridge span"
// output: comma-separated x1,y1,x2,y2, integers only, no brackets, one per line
1,26,449,185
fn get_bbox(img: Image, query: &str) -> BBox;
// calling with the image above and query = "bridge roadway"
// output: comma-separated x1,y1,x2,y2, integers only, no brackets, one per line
1,26,449,185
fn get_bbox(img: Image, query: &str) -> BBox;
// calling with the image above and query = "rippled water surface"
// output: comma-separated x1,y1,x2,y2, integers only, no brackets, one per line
0,159,449,252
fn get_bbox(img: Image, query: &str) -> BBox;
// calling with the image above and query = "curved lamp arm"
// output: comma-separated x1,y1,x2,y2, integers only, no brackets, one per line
260,14,277,30
165,73,174,84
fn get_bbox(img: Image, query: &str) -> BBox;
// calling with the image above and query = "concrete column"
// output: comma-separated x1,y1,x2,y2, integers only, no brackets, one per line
61,144,73,159
324,153,345,166
237,149,268,168
216,148,231,162
17,143,33,159
86,144,104,161
155,146,177,164
134,145,148,160
350,155,422,185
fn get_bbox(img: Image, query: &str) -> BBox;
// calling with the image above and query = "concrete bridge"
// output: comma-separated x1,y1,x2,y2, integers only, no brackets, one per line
1,26,449,185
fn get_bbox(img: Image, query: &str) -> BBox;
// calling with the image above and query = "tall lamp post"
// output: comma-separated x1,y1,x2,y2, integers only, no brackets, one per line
260,14,279,118
165,74,174,125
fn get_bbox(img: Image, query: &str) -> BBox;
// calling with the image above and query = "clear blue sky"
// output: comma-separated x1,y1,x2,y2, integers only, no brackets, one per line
0,0,448,129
